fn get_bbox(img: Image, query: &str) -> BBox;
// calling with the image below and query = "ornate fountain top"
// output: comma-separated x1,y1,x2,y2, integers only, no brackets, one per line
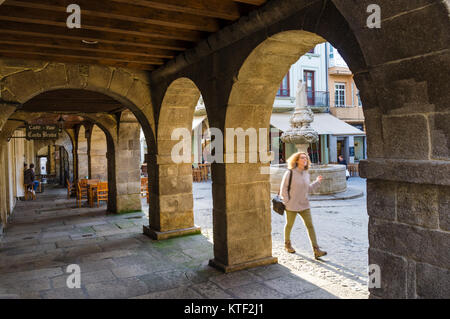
297,80,308,108
281,80,319,151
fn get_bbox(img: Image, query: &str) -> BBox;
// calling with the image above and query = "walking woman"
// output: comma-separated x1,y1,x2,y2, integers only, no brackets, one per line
280,152,327,259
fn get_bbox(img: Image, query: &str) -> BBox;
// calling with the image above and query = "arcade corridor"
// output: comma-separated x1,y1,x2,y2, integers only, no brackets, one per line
0,184,367,299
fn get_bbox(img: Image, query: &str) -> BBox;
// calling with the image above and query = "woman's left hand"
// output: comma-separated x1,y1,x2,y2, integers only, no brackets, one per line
316,175,323,183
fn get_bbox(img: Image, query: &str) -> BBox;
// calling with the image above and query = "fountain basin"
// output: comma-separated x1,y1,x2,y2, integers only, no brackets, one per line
270,164,347,195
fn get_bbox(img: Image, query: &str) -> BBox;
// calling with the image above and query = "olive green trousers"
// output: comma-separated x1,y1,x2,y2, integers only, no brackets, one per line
284,209,319,248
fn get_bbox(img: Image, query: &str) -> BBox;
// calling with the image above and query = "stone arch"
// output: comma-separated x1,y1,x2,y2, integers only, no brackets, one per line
55,130,75,182
0,62,156,154
1,110,120,212
210,31,328,272
201,0,450,295
144,77,202,239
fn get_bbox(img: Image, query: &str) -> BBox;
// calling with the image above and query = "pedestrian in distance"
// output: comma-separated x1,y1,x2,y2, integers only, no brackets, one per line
280,152,327,259
24,163,36,200
338,155,350,180
337,155,347,167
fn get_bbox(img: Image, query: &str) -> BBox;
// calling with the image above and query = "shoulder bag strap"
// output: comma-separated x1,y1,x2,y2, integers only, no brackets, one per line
287,169,293,201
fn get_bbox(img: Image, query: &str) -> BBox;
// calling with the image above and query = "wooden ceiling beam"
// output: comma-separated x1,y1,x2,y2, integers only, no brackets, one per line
0,5,206,42
0,33,176,59
0,43,166,65
111,0,242,21
7,0,221,32
0,51,155,70
233,0,266,5
0,21,191,51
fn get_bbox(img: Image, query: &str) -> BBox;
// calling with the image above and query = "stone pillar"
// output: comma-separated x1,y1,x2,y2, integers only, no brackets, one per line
329,135,337,163
0,141,8,230
360,101,450,299
49,145,56,176
143,152,201,240
55,146,61,182
115,119,142,213
209,160,277,273
89,125,108,180
321,135,329,164
77,126,89,179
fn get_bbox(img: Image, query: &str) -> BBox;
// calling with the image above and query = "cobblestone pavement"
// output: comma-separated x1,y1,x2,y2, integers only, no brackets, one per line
0,180,369,299
192,177,369,298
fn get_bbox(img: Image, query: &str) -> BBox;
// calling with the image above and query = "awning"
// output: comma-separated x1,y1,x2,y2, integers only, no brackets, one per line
270,112,365,136
192,115,206,130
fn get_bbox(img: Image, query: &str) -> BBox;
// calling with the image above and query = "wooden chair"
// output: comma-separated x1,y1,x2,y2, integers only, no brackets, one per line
199,164,210,181
76,181,88,208
348,163,359,177
192,167,202,182
66,179,75,199
80,178,89,191
95,182,108,207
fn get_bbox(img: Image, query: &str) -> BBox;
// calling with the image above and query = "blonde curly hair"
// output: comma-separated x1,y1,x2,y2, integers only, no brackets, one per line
286,152,311,170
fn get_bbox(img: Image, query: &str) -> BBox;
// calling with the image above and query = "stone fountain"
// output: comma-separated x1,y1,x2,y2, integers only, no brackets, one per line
270,81,347,195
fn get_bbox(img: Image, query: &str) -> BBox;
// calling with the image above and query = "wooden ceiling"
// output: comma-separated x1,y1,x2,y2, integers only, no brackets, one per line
0,0,267,70
21,89,125,114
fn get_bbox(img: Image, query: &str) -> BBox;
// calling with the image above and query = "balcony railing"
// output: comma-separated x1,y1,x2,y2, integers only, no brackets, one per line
307,91,329,107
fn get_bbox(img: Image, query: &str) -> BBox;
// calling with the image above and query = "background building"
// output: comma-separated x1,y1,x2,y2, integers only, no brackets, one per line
270,43,366,166
187,43,367,166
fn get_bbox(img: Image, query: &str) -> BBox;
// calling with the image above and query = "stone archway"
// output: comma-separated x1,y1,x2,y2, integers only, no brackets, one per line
144,77,202,239
209,31,327,272
147,0,449,298
0,61,156,149
0,62,156,214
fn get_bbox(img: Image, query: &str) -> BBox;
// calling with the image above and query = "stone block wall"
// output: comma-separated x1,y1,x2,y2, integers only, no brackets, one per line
115,112,142,213
367,180,449,298
77,125,89,180
89,125,108,181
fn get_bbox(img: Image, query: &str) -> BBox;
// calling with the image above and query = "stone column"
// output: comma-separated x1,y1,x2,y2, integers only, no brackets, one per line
55,146,61,182
143,151,201,240
77,126,89,179
360,102,450,299
329,135,337,163
89,125,108,180
49,145,56,176
209,159,277,273
115,119,142,213
0,140,8,230
321,135,329,164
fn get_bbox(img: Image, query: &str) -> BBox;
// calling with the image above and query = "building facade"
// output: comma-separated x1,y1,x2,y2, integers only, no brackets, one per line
270,43,367,166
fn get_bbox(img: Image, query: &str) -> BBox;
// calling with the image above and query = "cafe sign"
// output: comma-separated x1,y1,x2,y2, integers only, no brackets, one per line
26,124,59,140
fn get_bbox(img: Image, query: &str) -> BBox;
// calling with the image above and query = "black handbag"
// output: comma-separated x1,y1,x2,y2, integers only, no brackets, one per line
272,169,292,216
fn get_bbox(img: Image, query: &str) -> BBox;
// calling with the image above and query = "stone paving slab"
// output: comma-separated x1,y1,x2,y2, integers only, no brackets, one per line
0,184,369,299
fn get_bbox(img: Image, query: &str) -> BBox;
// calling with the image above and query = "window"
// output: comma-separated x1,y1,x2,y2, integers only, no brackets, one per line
277,72,290,97
329,44,334,59
335,83,346,107
303,70,315,106
356,91,362,107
